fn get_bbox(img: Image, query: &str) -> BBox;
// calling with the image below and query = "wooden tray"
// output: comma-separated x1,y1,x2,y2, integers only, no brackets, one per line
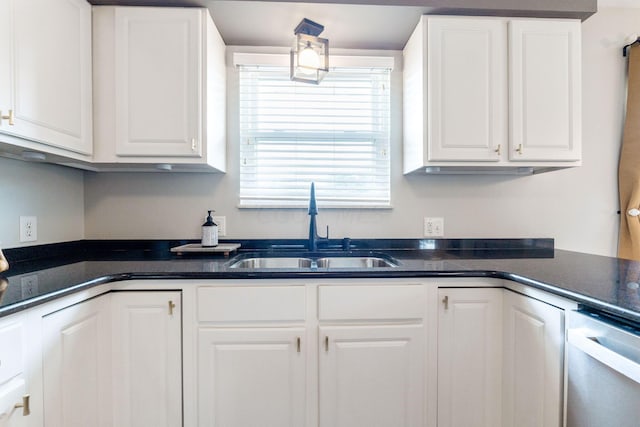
170,243,241,256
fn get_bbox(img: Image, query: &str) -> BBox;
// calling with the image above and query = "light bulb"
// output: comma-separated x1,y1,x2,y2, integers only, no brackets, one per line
298,42,320,70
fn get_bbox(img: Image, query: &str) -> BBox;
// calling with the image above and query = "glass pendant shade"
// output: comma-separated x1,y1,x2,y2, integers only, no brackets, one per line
290,33,329,84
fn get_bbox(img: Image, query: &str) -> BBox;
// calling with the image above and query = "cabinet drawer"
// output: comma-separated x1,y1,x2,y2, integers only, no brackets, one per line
0,322,23,385
318,285,426,321
0,377,26,420
198,286,306,322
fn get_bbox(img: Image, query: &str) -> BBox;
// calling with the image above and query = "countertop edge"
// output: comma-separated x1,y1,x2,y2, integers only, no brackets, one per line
2,268,636,324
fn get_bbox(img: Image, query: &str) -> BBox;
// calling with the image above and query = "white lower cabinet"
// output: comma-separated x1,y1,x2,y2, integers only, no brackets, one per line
41,289,182,427
42,295,112,427
437,288,503,427
502,289,564,427
197,328,306,427
0,380,28,427
195,283,428,427
319,324,424,427
437,286,565,427
4,278,570,427
111,291,182,427
0,314,29,427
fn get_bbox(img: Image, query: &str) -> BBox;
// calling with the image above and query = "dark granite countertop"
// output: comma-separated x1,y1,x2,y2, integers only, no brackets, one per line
1,238,639,325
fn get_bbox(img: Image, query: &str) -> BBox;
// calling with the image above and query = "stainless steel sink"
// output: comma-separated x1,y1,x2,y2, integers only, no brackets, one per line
228,254,398,269
316,256,398,268
229,257,313,269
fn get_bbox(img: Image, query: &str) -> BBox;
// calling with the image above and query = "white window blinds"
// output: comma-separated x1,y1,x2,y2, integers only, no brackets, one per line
238,56,391,208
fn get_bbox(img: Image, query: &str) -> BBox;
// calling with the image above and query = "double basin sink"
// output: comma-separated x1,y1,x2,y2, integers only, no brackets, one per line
229,253,399,269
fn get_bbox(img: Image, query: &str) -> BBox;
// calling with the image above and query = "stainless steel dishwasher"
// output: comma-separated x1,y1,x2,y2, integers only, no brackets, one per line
566,310,640,427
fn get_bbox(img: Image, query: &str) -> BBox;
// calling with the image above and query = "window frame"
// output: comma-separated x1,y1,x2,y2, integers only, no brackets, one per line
234,53,394,209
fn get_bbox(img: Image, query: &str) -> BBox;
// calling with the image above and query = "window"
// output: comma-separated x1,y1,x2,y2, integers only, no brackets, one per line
236,54,392,208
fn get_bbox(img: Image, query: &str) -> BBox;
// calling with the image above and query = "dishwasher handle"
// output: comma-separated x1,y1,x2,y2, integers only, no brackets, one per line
568,328,640,384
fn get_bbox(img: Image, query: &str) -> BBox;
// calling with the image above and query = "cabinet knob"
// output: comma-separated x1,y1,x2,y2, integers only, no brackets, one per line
0,110,14,126
168,300,176,316
296,337,301,353
442,295,449,310
515,144,523,155
191,138,197,151
494,144,501,156
14,394,30,416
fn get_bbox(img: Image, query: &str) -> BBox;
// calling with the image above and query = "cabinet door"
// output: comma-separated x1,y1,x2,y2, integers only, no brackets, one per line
0,379,28,427
509,19,581,161
7,0,92,155
503,290,564,427
114,7,202,157
319,324,424,427
438,288,502,427
427,17,506,162
111,291,182,427
42,295,111,427
198,328,306,427
0,0,10,128
0,317,27,427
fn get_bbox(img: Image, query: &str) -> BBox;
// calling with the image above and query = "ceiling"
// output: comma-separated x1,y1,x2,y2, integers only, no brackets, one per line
209,1,425,49
90,0,597,50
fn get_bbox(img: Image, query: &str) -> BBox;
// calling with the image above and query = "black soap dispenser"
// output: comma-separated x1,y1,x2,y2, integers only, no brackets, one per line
201,210,218,247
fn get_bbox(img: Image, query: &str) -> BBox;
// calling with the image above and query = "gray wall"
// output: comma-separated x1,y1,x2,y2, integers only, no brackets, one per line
85,7,630,257
0,157,85,248
2,6,634,257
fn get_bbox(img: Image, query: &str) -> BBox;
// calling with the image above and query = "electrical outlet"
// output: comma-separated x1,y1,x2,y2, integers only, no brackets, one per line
213,216,226,237
20,216,37,242
21,274,39,299
424,217,444,237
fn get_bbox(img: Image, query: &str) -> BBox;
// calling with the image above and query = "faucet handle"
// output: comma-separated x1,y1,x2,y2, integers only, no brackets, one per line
342,237,351,251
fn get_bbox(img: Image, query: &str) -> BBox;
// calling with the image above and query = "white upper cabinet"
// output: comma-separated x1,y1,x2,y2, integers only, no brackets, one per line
114,8,202,158
93,6,227,172
0,0,92,158
403,16,582,174
425,18,507,162
509,20,581,162
0,1,11,136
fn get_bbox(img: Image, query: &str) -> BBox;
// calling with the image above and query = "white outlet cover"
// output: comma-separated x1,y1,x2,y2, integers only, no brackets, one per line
213,216,226,237
20,216,37,242
424,217,444,237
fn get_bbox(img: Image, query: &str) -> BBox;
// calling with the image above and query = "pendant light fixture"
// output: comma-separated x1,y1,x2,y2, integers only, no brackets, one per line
290,18,329,84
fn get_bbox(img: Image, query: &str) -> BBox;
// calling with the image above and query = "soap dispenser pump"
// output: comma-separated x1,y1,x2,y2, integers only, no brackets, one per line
201,210,218,247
